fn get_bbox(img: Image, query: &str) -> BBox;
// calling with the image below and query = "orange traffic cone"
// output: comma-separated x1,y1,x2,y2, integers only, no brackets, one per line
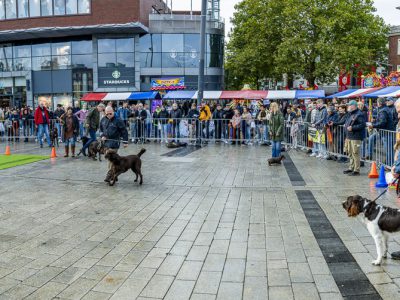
368,161,379,178
50,147,57,158
4,145,11,156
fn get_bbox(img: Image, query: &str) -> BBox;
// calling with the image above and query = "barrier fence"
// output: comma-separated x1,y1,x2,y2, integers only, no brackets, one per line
0,117,397,167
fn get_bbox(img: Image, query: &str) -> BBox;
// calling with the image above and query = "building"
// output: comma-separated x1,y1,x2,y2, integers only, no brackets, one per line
0,0,225,109
389,26,400,73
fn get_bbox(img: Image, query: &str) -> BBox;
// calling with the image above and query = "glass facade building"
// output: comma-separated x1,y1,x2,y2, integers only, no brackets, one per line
0,4,224,109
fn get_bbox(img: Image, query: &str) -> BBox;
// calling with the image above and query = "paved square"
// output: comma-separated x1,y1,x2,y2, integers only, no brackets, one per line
0,143,400,299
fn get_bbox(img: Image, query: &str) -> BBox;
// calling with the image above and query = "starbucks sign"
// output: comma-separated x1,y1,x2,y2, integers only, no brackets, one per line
98,67,135,87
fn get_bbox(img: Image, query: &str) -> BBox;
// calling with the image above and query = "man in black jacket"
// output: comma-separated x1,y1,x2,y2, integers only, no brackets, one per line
343,100,366,176
212,103,224,141
101,106,129,183
135,103,147,143
169,103,182,142
187,103,200,141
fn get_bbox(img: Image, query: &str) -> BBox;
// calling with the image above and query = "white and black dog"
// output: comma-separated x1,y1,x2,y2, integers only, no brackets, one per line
342,195,400,265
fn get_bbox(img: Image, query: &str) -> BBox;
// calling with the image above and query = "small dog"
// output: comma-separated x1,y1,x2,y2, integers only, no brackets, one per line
88,140,106,161
50,127,58,147
268,155,285,166
342,195,400,265
105,148,146,186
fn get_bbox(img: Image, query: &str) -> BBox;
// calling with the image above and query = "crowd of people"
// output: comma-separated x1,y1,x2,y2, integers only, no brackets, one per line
1,96,399,172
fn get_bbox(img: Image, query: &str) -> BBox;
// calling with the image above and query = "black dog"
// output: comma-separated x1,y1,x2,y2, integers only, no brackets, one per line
50,127,58,148
268,155,285,166
105,148,146,186
88,140,106,161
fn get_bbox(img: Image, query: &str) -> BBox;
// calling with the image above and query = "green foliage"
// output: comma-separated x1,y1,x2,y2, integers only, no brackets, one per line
226,0,389,88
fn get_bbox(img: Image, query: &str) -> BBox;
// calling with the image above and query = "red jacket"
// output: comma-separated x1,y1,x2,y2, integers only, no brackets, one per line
34,106,50,125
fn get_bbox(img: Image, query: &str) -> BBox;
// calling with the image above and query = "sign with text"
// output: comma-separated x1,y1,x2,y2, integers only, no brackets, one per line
151,77,185,90
98,67,135,87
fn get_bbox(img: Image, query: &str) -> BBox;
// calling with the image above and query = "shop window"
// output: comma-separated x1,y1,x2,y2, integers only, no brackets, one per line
162,34,184,53
71,54,92,69
17,0,28,18
40,0,52,16
51,55,70,69
140,52,161,68
139,34,162,53
98,39,116,54
53,0,65,15
71,40,92,55
51,42,71,56
117,53,134,68
184,34,200,53
29,0,40,17
65,0,76,14
5,0,16,19
32,43,51,56
98,53,116,68
116,38,135,53
162,52,185,68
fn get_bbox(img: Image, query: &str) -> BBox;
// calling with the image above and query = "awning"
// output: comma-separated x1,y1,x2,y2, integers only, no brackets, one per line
102,93,132,101
339,88,381,99
295,90,325,99
81,93,107,102
127,92,161,100
266,90,297,99
192,91,222,100
326,89,357,99
363,86,400,98
163,91,196,100
220,90,267,100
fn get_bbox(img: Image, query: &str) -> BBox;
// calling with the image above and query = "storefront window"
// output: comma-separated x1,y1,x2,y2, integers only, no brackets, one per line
53,0,65,15
77,0,89,14
73,70,93,93
5,0,16,19
0,1,4,20
140,52,161,68
98,53,116,68
116,38,135,53
35,95,52,108
51,55,70,69
162,52,184,68
17,0,28,18
65,0,76,14
139,34,161,53
14,57,31,71
71,40,92,54
51,42,71,56
184,34,200,53
53,94,72,107
29,0,40,17
40,0,52,16
98,39,116,53
162,34,184,53
32,43,51,56
71,54,92,69
116,53,134,68
32,56,51,70
13,45,31,58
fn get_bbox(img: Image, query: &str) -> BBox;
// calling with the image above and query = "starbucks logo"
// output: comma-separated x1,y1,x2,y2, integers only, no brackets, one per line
112,70,121,79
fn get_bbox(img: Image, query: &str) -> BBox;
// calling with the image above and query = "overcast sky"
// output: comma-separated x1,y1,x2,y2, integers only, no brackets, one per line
171,0,400,36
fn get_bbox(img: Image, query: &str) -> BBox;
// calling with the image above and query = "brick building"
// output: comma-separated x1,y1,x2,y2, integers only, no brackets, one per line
0,0,224,109
389,26,400,73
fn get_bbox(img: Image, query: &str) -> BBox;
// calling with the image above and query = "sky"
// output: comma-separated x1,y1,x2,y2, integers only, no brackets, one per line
171,0,400,37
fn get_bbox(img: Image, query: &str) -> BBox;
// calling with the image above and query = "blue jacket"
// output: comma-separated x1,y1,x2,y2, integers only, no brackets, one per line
117,107,129,121
373,105,394,131
100,117,128,149
327,112,338,124
314,106,327,129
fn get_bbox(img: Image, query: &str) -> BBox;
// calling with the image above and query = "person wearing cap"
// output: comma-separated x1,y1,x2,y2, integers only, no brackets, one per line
343,100,366,176
79,103,105,156
386,97,398,128
368,97,394,165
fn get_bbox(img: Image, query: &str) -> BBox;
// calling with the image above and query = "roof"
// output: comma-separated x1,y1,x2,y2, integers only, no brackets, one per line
127,92,161,100
192,91,222,100
266,91,296,99
163,91,196,100
295,90,325,99
363,86,400,98
81,93,107,102
326,89,357,99
0,22,148,43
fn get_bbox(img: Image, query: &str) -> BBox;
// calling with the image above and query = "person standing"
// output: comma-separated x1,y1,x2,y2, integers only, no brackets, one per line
117,102,130,127
212,103,224,141
343,100,366,176
100,106,129,183
34,101,52,148
199,101,211,140
80,103,105,156
169,103,182,142
269,102,284,158
74,104,88,140
61,107,79,157
53,104,65,143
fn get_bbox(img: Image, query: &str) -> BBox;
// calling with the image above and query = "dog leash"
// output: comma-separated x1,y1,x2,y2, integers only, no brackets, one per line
371,178,400,202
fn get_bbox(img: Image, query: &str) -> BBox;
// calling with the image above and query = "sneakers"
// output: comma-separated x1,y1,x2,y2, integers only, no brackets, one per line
348,171,360,176
310,153,317,157
343,169,353,174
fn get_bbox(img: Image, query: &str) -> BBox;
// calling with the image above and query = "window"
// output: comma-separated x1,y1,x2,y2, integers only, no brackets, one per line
29,0,40,17
71,54,92,69
17,0,28,18
140,52,161,68
53,0,65,15
13,45,31,58
52,55,70,69
51,41,70,56
162,34,184,53
14,57,31,71
77,0,89,14
5,0,16,19
117,53,134,68
32,43,51,56
0,1,4,20
398,39,400,56
162,52,184,68
139,34,162,52
32,56,51,70
65,0,76,14
98,39,116,53
184,34,200,53
116,38,134,53
72,40,92,54
40,0,52,16
98,53,116,68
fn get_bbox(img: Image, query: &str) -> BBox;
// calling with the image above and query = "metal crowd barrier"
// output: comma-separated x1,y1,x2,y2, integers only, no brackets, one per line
1,116,397,167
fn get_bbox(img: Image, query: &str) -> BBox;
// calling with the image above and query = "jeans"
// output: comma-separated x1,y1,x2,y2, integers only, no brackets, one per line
383,134,394,166
258,125,269,143
172,124,180,142
64,136,76,147
368,132,377,158
272,141,282,158
79,122,85,138
82,129,97,153
37,124,51,146
55,122,61,140
161,124,168,142
146,122,151,139
130,122,137,140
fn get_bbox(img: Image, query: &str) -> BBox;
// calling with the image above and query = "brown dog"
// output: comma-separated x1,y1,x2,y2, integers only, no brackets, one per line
105,148,146,186
88,140,106,161
268,155,285,166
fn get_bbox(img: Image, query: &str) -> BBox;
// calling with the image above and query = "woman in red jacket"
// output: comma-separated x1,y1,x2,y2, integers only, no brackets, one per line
34,101,52,148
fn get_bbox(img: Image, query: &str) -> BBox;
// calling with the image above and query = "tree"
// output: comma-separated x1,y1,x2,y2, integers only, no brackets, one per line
226,0,389,89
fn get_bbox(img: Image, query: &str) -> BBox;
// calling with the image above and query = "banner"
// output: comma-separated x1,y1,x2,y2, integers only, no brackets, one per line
151,77,185,91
